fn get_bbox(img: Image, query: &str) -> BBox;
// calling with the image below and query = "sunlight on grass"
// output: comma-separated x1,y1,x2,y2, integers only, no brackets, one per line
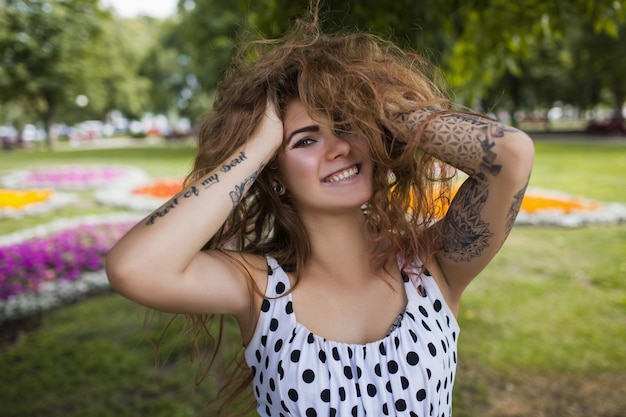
459,225,626,373
0,294,214,417
531,140,626,202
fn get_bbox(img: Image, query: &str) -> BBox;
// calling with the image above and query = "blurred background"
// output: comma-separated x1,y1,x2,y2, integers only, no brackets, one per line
1,1,625,417
1,0,625,150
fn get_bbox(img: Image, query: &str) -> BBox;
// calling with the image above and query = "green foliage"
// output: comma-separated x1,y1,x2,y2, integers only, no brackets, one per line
0,0,113,145
172,0,626,117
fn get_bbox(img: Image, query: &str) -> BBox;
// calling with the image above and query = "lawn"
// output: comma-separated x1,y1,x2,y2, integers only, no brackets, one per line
1,136,625,417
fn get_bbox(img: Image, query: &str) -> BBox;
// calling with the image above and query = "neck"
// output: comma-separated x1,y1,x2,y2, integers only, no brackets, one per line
300,208,383,283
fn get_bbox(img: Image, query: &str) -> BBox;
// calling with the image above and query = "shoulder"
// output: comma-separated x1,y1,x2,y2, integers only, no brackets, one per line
414,247,460,317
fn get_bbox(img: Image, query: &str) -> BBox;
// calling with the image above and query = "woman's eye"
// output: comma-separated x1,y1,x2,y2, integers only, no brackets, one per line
293,138,315,148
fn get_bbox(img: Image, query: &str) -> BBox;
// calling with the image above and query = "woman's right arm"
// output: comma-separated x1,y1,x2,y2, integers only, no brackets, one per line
105,106,283,321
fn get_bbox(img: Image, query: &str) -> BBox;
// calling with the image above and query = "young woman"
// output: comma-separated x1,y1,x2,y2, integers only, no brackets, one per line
106,6,534,417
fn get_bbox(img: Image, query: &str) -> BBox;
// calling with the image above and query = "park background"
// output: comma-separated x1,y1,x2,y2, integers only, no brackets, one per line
1,1,625,416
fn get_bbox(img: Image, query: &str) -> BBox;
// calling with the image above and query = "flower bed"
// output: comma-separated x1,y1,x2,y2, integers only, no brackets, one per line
0,213,140,323
516,188,626,227
0,189,78,219
96,179,626,228
2,165,150,190
2,178,625,324
95,179,183,212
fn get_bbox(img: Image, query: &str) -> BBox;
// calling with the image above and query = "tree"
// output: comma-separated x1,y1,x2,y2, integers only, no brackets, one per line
568,21,626,121
0,0,116,149
93,17,156,121
442,0,626,115
138,18,201,119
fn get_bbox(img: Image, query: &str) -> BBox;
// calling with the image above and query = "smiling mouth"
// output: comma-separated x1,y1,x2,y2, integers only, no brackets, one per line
323,165,360,183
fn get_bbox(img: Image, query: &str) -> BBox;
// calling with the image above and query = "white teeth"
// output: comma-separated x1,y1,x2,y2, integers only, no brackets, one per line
326,166,359,183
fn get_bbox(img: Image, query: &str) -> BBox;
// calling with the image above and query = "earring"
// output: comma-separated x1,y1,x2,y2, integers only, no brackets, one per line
273,183,284,194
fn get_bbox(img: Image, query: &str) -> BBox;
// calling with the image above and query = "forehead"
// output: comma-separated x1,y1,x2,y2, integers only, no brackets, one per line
284,100,317,126
283,100,328,140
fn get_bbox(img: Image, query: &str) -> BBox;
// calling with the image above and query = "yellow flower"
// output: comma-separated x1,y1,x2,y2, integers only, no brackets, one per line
0,189,54,209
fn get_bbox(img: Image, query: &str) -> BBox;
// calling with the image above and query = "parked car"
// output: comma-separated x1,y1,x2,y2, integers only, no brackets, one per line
586,117,626,135
22,124,46,142
0,125,18,150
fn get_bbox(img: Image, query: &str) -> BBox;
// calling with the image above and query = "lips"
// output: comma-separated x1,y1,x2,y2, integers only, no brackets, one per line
323,164,360,183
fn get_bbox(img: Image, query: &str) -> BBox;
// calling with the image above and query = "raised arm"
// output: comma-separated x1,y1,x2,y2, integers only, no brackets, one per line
105,105,283,326
390,107,534,306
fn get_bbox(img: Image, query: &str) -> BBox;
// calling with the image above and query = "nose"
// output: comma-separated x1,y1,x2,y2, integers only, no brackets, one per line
325,133,351,159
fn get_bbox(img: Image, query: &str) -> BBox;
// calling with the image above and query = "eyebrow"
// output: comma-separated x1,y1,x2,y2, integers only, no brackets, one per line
285,125,319,144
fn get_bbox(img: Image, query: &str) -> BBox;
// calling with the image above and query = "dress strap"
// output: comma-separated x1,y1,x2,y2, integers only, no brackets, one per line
264,256,292,298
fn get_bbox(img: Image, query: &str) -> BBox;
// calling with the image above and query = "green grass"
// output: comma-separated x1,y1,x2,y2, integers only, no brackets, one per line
459,225,626,373
0,140,196,178
530,138,626,202
0,295,216,417
1,137,626,416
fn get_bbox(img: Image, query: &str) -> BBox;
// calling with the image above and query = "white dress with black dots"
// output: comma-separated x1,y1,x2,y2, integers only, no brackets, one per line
244,256,459,417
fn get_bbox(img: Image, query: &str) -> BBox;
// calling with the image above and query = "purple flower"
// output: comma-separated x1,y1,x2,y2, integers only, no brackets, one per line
0,221,134,300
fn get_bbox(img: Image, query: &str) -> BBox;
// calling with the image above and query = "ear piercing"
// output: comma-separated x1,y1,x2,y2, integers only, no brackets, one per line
273,183,284,194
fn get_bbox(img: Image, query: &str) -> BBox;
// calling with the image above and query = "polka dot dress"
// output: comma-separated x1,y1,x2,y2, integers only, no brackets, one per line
244,256,459,417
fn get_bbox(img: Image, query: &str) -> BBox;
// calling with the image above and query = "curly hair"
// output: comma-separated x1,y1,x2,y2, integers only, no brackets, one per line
180,3,457,414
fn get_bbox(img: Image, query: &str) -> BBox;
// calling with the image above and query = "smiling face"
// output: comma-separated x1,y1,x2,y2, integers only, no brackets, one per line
276,100,374,214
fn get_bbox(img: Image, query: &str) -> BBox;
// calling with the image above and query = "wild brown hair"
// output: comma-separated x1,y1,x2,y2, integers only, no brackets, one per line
178,2,456,414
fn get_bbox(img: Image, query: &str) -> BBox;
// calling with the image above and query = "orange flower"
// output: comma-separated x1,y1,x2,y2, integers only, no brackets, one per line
520,194,599,214
132,180,602,216
132,181,182,198
424,186,601,218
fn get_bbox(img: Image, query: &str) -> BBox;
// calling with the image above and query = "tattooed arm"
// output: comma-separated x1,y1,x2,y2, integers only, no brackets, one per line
390,108,534,310
106,104,283,330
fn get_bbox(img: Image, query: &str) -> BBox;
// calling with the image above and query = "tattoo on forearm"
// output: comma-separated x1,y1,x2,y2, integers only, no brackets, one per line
143,152,261,225
145,185,200,226
221,151,247,173
230,169,260,207
504,182,528,236
442,178,492,262
201,173,220,189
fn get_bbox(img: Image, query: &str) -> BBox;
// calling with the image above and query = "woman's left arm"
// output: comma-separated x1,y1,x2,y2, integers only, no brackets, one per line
391,108,535,302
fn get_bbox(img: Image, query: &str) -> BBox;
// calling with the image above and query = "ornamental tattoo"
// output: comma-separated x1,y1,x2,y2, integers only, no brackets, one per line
388,106,523,262
504,181,529,237
428,113,504,178
442,178,492,262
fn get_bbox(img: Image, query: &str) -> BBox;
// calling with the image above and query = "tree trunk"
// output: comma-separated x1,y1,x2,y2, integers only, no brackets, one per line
43,94,58,151
506,71,521,128
613,89,625,121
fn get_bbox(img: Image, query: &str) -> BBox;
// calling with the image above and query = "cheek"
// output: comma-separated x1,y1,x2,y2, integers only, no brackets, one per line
282,166,313,195
279,154,318,184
